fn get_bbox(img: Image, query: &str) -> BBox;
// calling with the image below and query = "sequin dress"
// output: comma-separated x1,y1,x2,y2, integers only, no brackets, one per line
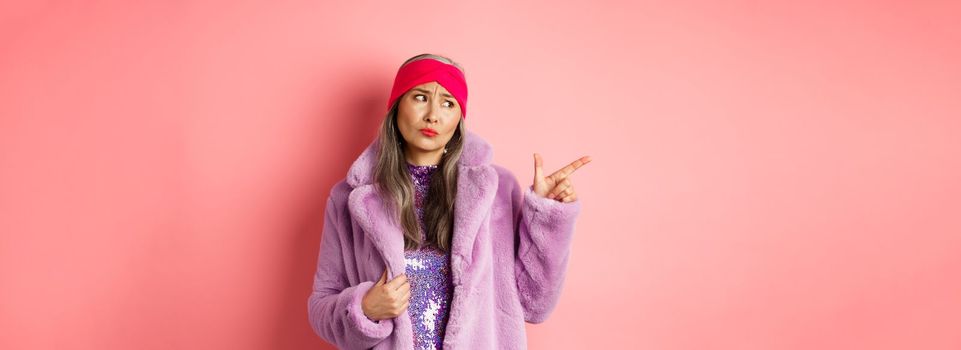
404,162,454,349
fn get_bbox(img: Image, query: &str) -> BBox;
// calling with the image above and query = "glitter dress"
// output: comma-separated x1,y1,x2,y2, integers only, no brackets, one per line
404,162,454,350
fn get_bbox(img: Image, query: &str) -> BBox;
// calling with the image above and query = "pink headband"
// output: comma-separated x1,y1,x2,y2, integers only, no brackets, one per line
386,58,468,119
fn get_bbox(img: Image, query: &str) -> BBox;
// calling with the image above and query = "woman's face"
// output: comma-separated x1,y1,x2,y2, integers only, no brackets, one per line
396,81,462,164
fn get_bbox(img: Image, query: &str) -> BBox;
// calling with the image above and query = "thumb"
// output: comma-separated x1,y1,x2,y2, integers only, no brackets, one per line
377,269,387,285
533,153,544,181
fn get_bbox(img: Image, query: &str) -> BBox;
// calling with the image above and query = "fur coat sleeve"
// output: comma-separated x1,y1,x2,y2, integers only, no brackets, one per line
307,194,393,349
511,179,583,324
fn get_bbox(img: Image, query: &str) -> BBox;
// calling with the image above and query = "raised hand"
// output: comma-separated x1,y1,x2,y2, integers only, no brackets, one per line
532,153,591,203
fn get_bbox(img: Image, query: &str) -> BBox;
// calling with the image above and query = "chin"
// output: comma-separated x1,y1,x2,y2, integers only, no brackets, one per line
418,142,441,151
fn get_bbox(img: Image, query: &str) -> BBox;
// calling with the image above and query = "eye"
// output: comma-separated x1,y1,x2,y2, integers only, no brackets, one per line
444,100,455,108
414,94,427,102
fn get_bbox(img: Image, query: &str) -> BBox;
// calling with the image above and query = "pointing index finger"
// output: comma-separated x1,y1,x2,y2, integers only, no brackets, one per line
550,156,591,180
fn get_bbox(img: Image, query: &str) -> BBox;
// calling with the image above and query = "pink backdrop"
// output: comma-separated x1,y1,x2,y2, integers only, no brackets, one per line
2,1,960,349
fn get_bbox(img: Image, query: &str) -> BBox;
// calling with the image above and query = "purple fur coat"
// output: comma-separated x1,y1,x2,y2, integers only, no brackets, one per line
307,130,582,349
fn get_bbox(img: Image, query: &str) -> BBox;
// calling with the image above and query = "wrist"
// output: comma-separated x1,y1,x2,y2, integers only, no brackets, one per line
361,303,380,323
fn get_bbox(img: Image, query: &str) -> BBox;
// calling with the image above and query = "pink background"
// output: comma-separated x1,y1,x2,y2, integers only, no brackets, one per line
2,1,960,349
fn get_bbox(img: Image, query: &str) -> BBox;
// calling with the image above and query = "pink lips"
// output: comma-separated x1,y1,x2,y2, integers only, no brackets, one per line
420,128,438,137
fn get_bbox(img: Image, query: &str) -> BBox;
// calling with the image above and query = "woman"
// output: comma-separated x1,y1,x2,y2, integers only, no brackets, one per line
308,53,589,349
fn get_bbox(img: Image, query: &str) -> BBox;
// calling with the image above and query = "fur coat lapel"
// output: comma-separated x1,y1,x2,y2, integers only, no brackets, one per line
345,130,498,286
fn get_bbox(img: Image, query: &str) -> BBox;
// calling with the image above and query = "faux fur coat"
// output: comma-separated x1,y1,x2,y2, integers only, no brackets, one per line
307,130,582,349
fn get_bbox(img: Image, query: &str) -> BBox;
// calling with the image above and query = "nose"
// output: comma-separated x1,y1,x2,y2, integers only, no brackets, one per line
423,104,439,123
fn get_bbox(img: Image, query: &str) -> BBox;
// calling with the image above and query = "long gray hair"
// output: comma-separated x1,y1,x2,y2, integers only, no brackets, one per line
374,53,466,252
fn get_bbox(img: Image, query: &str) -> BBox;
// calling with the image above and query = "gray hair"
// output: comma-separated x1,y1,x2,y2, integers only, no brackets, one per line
374,53,467,252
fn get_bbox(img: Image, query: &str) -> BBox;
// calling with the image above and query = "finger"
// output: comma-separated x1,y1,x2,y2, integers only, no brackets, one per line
550,155,591,181
391,287,409,304
561,192,577,203
396,279,411,294
377,269,388,285
393,277,409,293
555,186,572,199
387,273,407,289
533,153,544,180
394,296,409,310
550,155,591,180
547,178,572,199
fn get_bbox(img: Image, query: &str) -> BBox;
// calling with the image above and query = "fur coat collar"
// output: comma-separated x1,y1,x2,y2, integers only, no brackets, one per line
345,129,497,286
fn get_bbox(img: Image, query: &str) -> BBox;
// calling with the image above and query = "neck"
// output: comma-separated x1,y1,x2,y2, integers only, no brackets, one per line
404,145,443,166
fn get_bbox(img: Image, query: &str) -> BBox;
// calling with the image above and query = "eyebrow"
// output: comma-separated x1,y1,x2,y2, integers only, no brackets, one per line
412,88,454,99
